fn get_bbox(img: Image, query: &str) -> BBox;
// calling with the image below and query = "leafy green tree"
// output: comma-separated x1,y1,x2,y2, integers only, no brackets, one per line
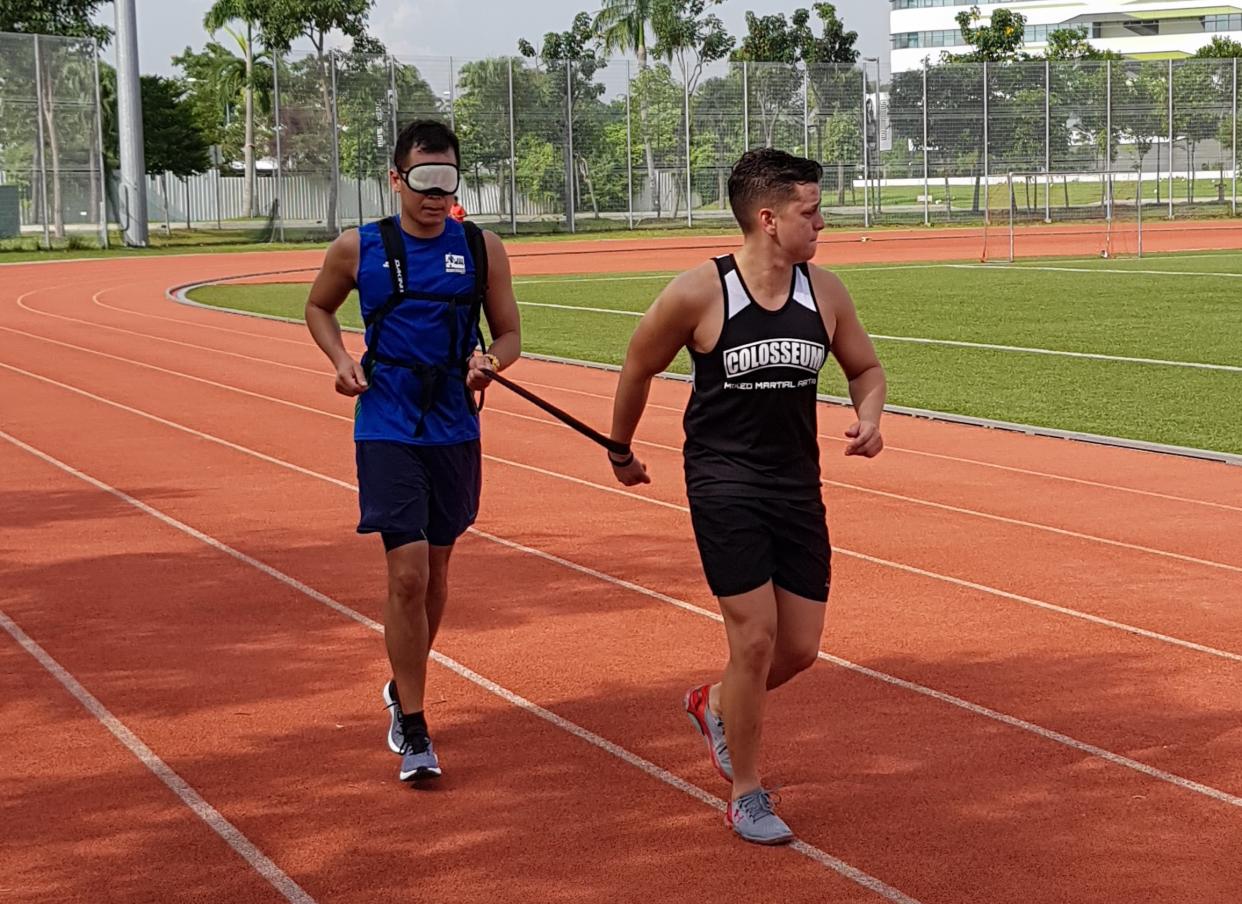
141,75,211,177
592,0,660,213
947,6,1027,63
255,0,377,233
0,0,111,44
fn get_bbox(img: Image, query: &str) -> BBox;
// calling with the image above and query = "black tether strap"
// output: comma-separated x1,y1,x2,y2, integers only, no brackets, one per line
484,370,630,457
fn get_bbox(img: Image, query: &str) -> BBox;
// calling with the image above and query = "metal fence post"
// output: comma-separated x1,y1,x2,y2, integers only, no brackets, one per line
626,59,634,229
1234,57,1238,217
32,36,51,249
861,66,869,229
802,68,810,155
566,59,575,233
1045,58,1051,223
329,49,342,235
1168,58,1174,219
448,56,456,129
162,171,172,235
214,152,223,229
685,69,693,227
508,58,518,235
922,62,929,226
92,40,109,247
390,56,400,218
1106,60,1112,222
982,61,989,226
743,62,749,150
273,51,285,242
1008,172,1014,263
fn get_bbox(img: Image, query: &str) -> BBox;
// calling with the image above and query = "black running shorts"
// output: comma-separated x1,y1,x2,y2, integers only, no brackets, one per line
687,494,831,602
356,440,481,548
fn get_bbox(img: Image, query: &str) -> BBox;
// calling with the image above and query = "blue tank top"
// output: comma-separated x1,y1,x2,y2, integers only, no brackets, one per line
353,217,481,445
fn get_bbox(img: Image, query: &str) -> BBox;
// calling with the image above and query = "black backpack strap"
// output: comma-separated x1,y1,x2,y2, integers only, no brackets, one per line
462,221,491,412
462,220,489,348
376,216,406,299
362,217,409,384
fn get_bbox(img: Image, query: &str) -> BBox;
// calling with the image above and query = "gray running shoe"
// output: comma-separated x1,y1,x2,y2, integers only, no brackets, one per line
684,684,732,782
398,715,441,782
727,789,793,845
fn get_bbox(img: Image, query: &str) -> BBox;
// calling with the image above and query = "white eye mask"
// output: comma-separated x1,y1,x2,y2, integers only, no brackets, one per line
397,162,460,196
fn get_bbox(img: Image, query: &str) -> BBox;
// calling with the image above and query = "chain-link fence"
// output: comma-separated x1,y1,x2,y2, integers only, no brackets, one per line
4,35,1242,245
886,57,1239,230
0,32,107,248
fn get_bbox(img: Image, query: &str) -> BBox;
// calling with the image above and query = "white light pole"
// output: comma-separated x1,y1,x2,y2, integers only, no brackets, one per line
114,0,148,246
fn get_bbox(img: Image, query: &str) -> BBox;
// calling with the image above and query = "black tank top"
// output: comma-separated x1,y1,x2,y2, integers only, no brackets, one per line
683,254,831,499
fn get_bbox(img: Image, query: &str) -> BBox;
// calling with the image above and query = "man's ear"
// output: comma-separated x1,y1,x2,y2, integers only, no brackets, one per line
757,206,777,235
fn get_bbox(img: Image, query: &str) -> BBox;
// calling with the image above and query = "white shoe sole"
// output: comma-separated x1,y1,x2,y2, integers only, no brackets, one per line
383,682,402,755
399,765,442,782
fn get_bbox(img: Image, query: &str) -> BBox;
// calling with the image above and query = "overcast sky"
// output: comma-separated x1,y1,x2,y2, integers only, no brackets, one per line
95,0,889,75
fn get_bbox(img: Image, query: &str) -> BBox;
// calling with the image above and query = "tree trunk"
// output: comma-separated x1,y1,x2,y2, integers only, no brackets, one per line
579,157,599,217
837,160,845,205
243,23,256,219
632,45,659,220
89,124,99,230
41,70,65,239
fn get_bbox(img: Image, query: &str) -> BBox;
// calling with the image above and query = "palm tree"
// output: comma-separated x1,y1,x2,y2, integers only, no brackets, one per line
594,0,661,216
205,0,261,218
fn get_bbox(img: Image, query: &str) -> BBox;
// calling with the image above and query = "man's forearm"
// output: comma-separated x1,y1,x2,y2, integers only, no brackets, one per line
306,304,352,368
847,365,887,424
485,330,521,370
610,366,653,448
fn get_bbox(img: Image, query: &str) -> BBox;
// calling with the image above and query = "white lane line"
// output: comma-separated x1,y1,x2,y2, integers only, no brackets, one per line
2,357,1236,666
471,529,1242,811
3,371,1240,811
0,608,318,904
0,429,920,904
105,271,1242,500
16,293,326,375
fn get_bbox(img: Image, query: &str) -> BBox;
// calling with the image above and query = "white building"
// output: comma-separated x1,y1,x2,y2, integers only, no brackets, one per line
890,1,1242,72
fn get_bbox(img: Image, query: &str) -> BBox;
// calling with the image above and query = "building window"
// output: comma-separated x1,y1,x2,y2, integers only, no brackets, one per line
1204,14,1242,32
890,1,1007,8
892,29,966,49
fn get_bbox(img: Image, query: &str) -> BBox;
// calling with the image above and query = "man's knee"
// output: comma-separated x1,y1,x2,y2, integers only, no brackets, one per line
732,625,777,674
779,640,820,677
388,552,430,606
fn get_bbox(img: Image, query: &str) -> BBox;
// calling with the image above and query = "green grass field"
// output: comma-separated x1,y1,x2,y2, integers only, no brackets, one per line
0,223,748,264
186,251,1242,455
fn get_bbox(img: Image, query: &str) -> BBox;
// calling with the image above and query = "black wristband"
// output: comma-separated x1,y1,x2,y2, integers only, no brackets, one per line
608,447,634,467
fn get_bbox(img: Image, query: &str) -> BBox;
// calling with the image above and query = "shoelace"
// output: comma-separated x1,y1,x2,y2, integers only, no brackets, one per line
735,788,785,822
399,718,431,756
736,790,775,822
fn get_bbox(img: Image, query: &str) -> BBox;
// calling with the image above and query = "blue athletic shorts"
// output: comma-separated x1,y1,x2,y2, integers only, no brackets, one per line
356,440,481,549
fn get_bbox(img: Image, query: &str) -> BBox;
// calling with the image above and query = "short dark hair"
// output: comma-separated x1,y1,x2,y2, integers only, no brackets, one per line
393,119,460,168
728,148,823,231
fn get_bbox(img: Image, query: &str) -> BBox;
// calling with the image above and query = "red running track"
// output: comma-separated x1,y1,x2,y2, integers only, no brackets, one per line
1,245,1240,904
